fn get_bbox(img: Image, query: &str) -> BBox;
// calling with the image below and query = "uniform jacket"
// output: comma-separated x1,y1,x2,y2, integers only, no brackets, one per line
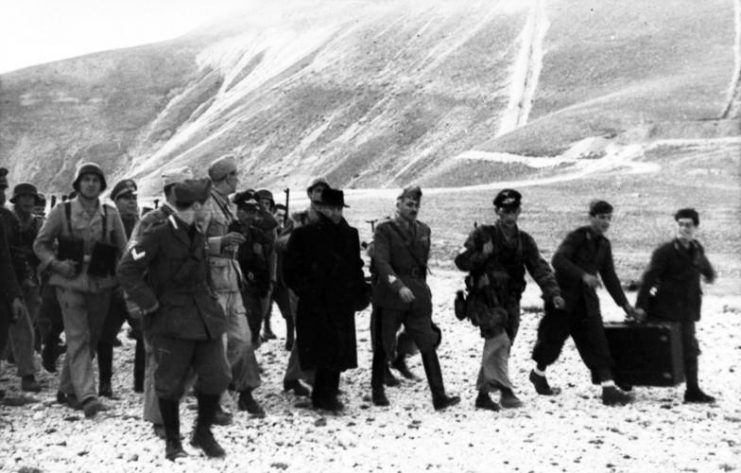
552,225,628,317
636,239,715,322
236,222,271,296
0,207,22,286
455,222,561,303
13,210,43,286
283,213,365,371
371,216,431,311
33,197,127,293
117,213,226,340
203,188,242,292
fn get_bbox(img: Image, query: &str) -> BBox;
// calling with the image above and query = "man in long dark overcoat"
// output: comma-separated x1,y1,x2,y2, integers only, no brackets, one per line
283,188,367,411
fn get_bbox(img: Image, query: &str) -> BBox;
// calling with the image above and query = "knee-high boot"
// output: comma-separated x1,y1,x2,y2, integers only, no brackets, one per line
421,351,460,410
191,393,226,457
158,398,186,460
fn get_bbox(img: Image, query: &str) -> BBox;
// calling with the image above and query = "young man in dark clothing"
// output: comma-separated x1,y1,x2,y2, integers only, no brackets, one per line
117,179,231,460
635,208,716,403
455,189,563,411
530,200,636,406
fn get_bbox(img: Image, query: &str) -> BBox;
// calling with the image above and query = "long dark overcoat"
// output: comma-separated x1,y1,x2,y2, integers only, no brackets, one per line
636,239,715,322
283,213,365,372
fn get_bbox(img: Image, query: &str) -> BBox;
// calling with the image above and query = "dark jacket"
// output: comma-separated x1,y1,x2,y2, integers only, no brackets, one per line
283,213,365,371
0,207,22,286
371,216,431,311
552,226,628,317
636,239,715,322
0,218,22,308
117,213,226,340
455,222,561,303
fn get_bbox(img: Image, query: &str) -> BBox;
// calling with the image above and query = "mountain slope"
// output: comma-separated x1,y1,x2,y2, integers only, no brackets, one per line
0,0,737,195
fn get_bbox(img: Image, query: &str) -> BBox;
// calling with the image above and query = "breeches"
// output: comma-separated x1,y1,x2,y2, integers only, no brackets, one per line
152,335,231,401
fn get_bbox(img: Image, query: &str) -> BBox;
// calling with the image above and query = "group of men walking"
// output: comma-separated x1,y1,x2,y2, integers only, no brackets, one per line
0,159,718,461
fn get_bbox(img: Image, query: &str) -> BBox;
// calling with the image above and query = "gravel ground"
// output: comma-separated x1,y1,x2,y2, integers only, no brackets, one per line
1,270,740,473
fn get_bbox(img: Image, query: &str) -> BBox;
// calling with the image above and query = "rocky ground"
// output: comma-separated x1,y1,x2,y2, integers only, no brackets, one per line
1,270,740,473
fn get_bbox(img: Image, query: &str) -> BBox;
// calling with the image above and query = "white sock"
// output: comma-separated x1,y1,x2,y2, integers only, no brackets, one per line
601,380,616,388
533,367,546,377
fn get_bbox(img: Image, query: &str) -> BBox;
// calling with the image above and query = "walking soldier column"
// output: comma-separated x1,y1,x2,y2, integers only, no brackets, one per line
369,186,460,410
117,179,231,460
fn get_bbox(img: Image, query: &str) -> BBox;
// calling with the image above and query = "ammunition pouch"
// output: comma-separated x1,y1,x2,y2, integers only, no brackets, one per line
87,241,118,277
57,235,85,276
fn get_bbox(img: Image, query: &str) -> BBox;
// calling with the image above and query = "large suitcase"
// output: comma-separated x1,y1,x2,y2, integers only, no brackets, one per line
603,321,685,386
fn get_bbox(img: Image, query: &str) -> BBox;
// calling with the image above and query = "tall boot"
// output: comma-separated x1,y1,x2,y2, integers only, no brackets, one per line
285,316,295,351
371,349,389,406
158,398,187,461
262,305,277,340
421,351,460,410
392,353,419,380
684,358,715,403
133,338,145,393
97,342,114,398
191,393,226,458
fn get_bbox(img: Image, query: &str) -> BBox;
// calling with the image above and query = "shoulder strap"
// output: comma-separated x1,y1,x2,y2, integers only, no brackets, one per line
64,202,73,235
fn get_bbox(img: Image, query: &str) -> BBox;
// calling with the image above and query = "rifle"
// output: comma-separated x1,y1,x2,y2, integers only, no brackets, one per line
283,188,290,226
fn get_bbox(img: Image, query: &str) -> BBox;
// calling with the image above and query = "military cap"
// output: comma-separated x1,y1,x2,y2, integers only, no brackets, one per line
256,189,275,203
233,190,260,210
397,185,423,201
110,178,138,201
10,183,39,204
674,208,699,226
73,162,107,192
306,177,330,193
161,166,193,188
320,188,349,208
208,154,238,181
589,199,613,216
493,189,521,210
173,178,212,206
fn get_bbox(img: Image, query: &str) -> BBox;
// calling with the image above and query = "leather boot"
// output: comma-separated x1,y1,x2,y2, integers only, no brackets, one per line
684,358,715,403
421,351,460,410
191,393,226,458
392,353,419,380
238,388,266,417
371,350,389,406
158,398,187,461
285,317,295,351
133,338,145,393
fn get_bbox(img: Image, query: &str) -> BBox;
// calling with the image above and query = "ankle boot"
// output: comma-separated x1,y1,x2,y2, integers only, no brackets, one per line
421,351,460,410
158,398,187,461
97,343,114,397
238,389,266,417
371,350,389,406
191,393,226,458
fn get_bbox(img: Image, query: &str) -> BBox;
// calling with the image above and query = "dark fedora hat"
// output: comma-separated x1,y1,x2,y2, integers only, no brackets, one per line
320,188,349,208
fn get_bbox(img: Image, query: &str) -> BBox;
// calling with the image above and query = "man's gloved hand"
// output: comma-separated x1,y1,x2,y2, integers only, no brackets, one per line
633,308,648,324
552,295,565,309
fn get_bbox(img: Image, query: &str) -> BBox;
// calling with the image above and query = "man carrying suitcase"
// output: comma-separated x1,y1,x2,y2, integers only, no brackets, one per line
530,200,636,405
635,208,716,403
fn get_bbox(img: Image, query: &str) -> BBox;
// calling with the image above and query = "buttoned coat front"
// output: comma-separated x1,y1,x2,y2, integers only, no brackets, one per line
117,214,226,340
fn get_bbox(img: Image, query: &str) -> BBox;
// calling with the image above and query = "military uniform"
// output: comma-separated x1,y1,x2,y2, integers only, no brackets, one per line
455,219,560,401
369,186,459,410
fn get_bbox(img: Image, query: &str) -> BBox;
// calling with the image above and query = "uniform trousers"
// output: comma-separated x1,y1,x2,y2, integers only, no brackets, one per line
7,285,40,377
55,287,112,403
476,299,520,392
531,299,613,379
218,291,260,391
282,288,314,384
380,296,438,357
152,335,231,400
